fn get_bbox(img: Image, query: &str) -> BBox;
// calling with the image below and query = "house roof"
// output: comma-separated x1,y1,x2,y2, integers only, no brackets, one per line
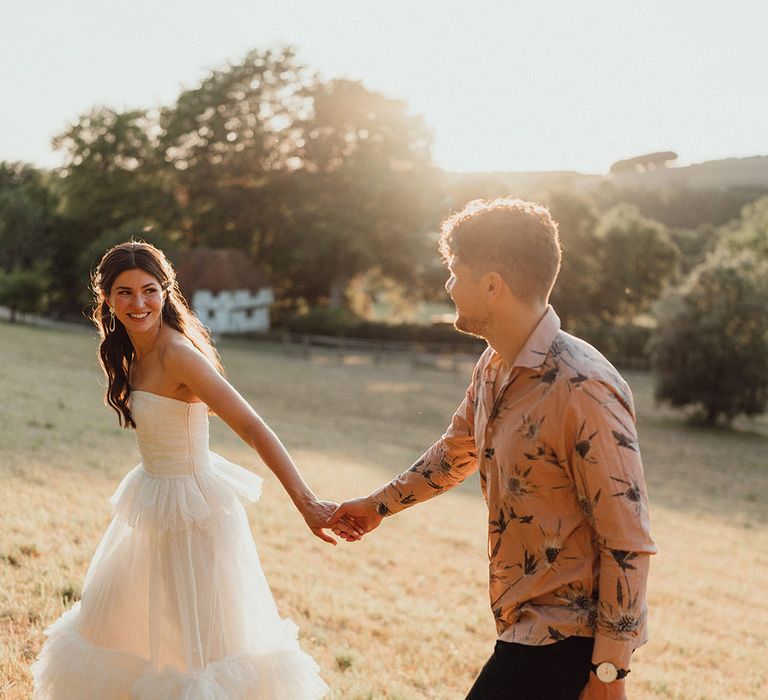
171,248,270,297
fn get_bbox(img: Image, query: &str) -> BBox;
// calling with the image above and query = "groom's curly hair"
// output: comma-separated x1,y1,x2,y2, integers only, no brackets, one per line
439,198,562,304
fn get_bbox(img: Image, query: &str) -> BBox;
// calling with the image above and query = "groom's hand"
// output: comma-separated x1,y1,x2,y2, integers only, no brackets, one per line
578,675,627,700
327,497,383,541
301,499,365,545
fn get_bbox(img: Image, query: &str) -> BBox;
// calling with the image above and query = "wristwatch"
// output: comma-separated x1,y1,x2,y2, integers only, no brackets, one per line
590,661,630,683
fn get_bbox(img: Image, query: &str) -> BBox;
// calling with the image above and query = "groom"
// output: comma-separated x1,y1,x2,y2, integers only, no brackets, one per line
330,198,656,699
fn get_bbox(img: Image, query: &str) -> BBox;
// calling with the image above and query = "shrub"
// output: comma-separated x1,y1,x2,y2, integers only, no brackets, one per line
279,307,485,351
571,321,652,370
0,267,49,321
279,306,360,336
649,249,768,425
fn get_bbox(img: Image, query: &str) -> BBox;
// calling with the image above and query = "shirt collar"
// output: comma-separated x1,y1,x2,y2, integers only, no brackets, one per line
489,305,562,371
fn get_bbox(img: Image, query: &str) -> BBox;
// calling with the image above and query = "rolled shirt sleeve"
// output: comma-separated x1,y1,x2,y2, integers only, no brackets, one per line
565,378,657,670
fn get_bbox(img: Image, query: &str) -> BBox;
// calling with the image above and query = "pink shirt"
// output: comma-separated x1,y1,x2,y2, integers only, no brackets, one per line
371,306,656,668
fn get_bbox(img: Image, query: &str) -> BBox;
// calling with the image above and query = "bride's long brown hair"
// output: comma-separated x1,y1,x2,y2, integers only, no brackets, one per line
91,241,223,428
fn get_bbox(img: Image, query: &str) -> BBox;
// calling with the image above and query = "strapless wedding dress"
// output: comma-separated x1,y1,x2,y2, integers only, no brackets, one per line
31,391,328,699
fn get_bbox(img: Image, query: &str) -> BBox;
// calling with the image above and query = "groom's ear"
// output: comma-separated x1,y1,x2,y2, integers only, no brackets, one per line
484,271,505,300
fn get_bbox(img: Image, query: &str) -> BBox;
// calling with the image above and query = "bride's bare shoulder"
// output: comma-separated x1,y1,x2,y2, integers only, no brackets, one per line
160,330,203,362
161,330,218,380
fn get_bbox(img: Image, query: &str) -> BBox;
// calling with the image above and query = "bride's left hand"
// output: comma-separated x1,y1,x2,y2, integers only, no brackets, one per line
301,499,363,545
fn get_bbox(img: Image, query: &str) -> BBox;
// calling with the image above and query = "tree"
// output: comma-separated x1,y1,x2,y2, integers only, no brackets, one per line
50,50,307,313
668,224,719,275
546,190,601,329
591,205,680,322
718,194,768,259
48,48,444,314
53,107,172,234
0,162,58,273
0,162,70,316
158,51,443,308
0,268,49,321
650,249,768,425
159,46,309,249
48,108,175,317
272,78,442,307
610,151,677,174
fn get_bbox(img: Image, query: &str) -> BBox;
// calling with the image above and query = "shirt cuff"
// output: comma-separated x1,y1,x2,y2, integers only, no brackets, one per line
591,634,635,671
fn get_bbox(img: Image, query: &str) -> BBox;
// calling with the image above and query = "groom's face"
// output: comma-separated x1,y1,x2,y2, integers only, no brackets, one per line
445,259,490,338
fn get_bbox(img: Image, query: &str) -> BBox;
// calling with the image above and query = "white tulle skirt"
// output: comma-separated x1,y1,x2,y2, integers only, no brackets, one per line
31,454,329,699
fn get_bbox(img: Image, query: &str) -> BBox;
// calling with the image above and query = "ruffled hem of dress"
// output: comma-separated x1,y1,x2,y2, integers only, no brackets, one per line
31,605,329,700
109,452,264,531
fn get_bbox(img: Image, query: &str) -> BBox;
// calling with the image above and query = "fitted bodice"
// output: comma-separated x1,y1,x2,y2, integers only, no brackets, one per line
131,391,212,476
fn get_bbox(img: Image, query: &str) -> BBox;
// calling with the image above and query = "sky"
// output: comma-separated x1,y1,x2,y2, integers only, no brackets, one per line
2,0,767,174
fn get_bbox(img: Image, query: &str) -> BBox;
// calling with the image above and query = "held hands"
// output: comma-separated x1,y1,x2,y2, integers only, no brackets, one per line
300,499,366,546
300,495,383,545
326,497,383,542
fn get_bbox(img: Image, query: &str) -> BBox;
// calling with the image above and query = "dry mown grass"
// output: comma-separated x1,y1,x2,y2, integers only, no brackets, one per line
1,321,767,699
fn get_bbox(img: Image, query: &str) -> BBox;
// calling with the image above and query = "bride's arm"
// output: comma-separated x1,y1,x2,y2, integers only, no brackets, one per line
164,340,361,545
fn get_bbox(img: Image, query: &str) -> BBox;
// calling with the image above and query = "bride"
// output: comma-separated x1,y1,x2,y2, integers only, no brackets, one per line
31,241,359,699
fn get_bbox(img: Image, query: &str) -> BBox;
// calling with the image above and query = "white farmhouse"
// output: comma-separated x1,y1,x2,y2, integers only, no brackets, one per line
173,248,274,335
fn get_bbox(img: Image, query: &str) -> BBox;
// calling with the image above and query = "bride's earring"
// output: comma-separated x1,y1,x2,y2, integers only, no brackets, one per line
108,307,116,332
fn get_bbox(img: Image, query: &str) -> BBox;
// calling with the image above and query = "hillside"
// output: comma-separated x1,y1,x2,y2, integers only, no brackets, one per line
448,154,768,194
608,154,768,190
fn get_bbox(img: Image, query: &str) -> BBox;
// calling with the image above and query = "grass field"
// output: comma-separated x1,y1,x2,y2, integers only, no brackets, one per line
1,320,767,699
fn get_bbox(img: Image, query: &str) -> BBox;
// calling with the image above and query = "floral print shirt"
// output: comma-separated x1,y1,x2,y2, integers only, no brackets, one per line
371,306,656,668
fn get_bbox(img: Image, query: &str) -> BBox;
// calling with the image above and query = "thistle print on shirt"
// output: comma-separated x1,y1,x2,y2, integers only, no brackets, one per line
405,456,445,493
573,420,599,465
600,580,645,642
490,546,541,610
507,464,539,501
611,476,644,514
538,519,578,570
531,361,560,390
578,489,601,526
518,414,568,485
612,429,638,451
380,483,418,511
555,582,599,634
489,504,535,557
518,414,545,441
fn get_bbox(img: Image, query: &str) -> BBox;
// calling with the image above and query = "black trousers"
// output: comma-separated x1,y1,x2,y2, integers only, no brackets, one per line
465,636,594,700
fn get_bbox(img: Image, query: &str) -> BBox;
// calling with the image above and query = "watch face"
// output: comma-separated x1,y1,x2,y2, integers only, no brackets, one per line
596,662,619,683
